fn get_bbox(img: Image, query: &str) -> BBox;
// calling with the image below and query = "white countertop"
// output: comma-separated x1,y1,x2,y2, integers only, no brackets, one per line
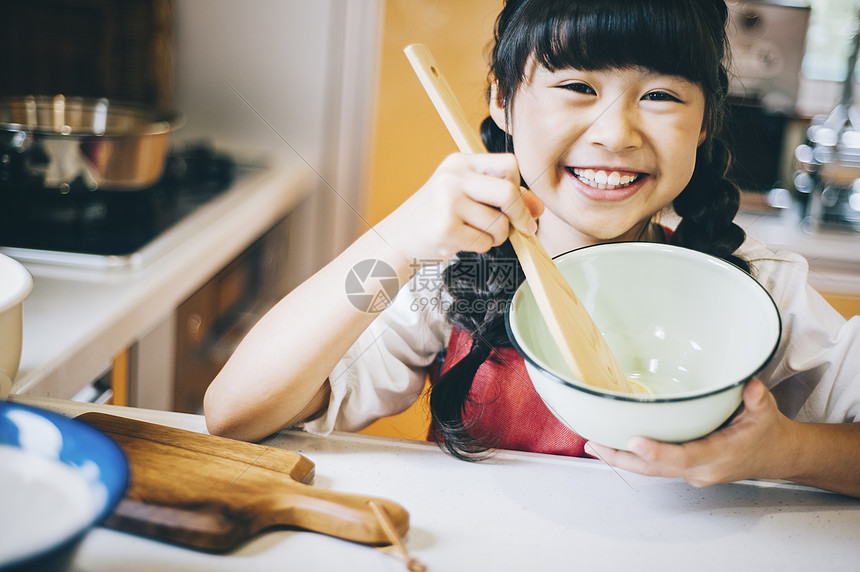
8,157,313,398
10,396,860,572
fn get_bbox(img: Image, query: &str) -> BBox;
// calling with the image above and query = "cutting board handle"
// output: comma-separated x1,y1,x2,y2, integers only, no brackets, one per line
253,487,408,543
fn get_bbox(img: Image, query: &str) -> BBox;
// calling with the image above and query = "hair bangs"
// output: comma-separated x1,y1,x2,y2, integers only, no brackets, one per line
494,0,725,96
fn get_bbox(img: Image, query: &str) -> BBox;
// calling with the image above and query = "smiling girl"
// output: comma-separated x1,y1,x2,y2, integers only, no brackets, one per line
204,0,860,497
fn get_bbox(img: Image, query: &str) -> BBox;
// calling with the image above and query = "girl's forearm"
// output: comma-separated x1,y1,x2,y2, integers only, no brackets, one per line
203,227,413,442
786,420,860,497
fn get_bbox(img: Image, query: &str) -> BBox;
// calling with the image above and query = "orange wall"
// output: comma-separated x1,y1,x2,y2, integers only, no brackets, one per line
365,0,504,225
358,0,503,440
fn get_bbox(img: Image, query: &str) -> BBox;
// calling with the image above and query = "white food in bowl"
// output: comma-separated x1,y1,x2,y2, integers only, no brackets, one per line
0,445,105,564
506,242,781,450
0,402,129,570
0,253,33,383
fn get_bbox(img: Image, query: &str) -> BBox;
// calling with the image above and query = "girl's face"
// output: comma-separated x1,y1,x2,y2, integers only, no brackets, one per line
490,62,707,254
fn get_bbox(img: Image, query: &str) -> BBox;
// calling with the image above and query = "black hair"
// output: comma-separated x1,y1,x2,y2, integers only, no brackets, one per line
429,0,749,460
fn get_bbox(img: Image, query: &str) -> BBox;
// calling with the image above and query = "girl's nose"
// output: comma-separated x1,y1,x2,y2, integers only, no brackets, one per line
584,103,642,153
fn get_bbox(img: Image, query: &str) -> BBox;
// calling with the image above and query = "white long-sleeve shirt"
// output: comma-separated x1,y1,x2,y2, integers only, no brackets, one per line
303,237,860,436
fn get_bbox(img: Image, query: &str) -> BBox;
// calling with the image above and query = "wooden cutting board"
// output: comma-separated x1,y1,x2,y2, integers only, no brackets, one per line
78,412,409,552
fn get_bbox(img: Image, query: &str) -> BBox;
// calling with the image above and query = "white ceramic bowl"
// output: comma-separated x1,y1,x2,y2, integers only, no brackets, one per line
506,242,781,450
0,254,33,386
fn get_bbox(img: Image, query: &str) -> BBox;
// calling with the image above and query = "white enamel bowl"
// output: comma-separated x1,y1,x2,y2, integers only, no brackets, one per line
506,242,781,450
0,253,33,387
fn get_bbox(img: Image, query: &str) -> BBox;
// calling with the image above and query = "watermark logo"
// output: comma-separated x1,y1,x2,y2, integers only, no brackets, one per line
346,259,400,313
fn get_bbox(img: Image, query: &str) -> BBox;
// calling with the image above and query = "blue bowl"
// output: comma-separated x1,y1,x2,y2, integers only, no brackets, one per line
0,401,129,571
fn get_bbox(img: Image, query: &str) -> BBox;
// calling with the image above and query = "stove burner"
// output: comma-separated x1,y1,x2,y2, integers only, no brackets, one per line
0,143,236,256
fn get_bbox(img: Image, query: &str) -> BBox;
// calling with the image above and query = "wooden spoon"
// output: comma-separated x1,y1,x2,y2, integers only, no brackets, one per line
404,43,633,394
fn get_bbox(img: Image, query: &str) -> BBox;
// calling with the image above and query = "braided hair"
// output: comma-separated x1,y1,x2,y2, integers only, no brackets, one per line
429,0,749,459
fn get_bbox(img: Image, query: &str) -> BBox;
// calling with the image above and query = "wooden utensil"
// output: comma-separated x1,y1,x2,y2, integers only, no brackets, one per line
369,501,427,572
404,43,633,393
77,412,409,552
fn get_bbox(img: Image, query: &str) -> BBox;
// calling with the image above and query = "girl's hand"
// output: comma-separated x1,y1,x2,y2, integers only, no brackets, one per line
586,378,794,487
375,153,543,268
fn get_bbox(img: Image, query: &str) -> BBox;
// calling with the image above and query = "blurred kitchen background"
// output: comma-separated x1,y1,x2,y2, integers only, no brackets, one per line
3,0,860,439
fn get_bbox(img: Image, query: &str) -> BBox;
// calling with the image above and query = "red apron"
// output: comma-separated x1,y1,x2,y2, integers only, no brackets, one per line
432,327,588,457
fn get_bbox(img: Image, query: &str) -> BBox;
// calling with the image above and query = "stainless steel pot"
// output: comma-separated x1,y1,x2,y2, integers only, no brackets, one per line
0,95,183,191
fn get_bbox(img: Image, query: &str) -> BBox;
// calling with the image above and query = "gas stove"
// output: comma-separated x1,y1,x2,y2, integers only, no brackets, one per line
0,143,240,269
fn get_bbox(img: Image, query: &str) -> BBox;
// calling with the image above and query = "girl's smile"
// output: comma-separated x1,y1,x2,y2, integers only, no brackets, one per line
567,167,648,200
570,168,643,190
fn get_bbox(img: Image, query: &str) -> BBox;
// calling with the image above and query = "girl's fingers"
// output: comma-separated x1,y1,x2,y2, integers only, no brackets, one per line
454,198,517,250
519,188,545,219
588,438,705,478
452,223,501,255
741,377,769,413
502,188,540,236
387,152,541,264
458,174,538,238
586,441,657,475
446,151,520,182
587,380,789,488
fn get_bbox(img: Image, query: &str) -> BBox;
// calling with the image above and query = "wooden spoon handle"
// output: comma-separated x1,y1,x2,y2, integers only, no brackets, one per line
405,44,485,154
404,43,632,393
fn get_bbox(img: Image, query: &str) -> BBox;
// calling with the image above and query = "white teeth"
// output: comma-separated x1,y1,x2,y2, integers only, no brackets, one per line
573,168,638,190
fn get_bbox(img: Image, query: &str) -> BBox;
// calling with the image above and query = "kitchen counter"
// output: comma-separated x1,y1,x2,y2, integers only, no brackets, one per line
10,395,860,571
8,156,313,399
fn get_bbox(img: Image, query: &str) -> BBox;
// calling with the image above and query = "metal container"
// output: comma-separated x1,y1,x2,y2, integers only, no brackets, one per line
0,95,183,191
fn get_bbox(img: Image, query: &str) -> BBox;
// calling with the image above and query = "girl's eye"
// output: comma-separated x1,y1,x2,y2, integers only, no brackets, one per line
643,91,681,102
559,82,595,95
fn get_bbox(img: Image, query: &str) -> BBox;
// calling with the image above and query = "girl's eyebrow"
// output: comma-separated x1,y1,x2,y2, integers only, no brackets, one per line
539,65,696,85
644,72,699,85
